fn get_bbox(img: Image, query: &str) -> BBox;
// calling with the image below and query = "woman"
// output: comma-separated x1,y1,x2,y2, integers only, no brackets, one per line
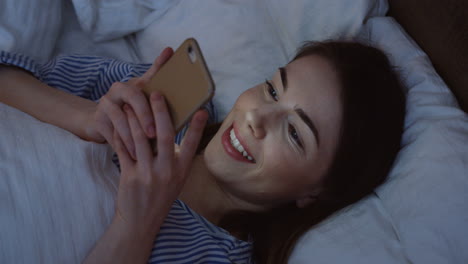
0,41,405,263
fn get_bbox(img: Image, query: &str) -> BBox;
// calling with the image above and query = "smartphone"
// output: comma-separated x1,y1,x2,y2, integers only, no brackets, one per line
143,38,215,134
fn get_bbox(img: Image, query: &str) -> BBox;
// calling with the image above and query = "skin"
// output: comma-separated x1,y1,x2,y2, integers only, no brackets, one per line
181,54,344,223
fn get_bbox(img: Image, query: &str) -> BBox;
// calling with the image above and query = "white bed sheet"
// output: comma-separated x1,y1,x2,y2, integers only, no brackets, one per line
0,104,120,263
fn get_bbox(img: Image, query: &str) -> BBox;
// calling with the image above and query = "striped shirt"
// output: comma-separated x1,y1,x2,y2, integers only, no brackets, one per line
0,51,253,264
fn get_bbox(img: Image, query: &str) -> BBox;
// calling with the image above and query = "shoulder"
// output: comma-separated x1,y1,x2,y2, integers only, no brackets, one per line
147,200,252,264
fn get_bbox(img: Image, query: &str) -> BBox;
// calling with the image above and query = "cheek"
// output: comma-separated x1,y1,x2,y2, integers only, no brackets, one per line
261,143,316,186
261,143,299,177
233,87,261,110
261,148,287,173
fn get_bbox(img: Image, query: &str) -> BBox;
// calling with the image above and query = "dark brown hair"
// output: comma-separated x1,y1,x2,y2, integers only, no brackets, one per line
198,41,406,263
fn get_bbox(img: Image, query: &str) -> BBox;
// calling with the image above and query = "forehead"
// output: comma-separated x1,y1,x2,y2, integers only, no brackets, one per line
273,55,343,158
283,55,341,103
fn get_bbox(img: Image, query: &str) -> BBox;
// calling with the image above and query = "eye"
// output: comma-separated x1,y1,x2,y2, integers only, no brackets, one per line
289,124,303,148
265,80,278,101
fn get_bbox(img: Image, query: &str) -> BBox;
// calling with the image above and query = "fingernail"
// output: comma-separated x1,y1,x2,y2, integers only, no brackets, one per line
196,111,208,122
152,92,163,101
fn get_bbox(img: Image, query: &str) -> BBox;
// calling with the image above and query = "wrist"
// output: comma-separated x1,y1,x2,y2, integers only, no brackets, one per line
81,103,104,143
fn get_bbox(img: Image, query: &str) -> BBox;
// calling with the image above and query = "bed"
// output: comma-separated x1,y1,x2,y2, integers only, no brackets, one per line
0,0,467,263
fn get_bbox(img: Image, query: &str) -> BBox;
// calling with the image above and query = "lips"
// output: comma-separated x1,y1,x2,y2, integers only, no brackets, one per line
222,123,256,163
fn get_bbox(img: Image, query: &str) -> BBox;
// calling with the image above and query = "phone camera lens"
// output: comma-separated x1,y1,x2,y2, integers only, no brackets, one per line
188,45,197,63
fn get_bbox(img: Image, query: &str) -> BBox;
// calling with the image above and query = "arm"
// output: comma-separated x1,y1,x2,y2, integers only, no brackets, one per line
0,65,97,141
0,48,172,149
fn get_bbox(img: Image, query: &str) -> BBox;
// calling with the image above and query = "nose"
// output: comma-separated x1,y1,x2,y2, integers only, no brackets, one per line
245,107,283,139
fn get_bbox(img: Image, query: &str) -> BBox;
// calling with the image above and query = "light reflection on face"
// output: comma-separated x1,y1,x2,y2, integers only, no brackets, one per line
204,55,343,209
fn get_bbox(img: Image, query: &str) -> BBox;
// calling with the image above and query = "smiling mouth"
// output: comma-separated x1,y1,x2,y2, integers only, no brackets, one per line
222,124,256,163
229,128,255,161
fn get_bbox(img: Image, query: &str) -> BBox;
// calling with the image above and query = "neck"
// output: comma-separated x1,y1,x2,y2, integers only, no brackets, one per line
179,154,236,226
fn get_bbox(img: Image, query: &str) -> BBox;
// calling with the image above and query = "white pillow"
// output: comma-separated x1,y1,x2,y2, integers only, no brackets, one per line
135,0,388,119
0,103,120,263
367,17,468,264
264,0,388,58
289,194,409,264
53,0,141,63
0,0,62,62
70,0,178,42
289,17,468,264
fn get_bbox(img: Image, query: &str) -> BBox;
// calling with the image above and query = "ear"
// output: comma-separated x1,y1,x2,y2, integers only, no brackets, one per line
295,188,322,208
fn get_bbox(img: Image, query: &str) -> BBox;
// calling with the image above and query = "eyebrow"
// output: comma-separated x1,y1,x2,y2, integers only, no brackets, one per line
279,67,320,146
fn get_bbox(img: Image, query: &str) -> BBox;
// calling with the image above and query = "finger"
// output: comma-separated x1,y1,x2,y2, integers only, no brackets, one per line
113,129,133,170
108,82,156,138
100,96,136,159
140,47,174,82
151,93,175,165
124,105,153,166
178,110,209,168
94,112,114,144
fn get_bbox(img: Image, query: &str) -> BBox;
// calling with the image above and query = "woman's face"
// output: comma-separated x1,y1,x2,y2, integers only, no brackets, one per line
204,55,343,210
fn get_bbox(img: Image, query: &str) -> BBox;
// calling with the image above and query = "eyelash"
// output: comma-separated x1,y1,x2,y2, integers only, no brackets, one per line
289,124,303,148
265,80,304,149
265,80,278,101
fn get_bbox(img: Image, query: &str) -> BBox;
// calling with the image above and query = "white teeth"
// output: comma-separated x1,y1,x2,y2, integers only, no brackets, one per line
229,128,254,161
230,131,236,140
239,145,245,153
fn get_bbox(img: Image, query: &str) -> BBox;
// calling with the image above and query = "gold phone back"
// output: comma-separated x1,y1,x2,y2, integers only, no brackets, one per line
143,38,215,132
